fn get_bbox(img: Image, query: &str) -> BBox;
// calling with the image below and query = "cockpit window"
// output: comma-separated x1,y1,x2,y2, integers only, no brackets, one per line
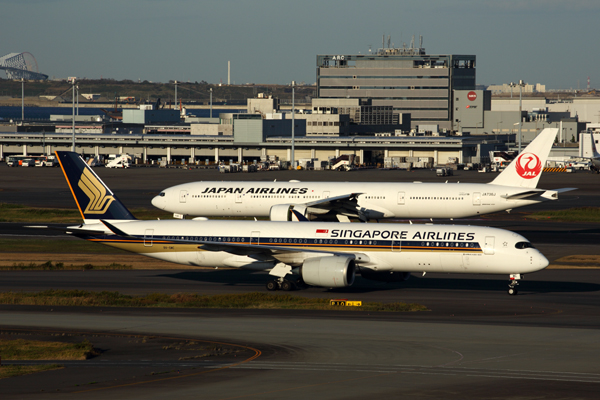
159,192,165,197
515,242,534,249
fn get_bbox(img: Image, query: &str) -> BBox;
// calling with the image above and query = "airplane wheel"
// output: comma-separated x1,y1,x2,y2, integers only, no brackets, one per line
281,280,295,291
266,280,279,291
508,287,518,296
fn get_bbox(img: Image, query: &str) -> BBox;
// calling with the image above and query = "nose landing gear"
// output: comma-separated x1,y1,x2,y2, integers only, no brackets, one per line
508,274,522,295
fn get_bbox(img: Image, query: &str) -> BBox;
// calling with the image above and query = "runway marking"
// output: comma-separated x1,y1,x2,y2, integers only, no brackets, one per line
1,327,261,394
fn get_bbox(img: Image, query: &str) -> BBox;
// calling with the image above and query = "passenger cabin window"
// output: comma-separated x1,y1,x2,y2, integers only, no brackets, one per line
515,242,534,249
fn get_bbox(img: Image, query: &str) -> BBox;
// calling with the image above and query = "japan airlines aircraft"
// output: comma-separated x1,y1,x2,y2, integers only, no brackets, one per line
152,128,574,222
56,151,548,295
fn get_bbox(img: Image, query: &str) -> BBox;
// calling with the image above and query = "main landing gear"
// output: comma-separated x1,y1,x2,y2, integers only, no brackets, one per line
266,277,299,291
507,274,522,295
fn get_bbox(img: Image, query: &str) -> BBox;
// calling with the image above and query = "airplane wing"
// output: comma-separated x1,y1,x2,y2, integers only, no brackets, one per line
100,220,371,265
300,193,362,217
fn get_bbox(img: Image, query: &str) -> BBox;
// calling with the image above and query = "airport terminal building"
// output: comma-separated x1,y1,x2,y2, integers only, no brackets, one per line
316,42,476,131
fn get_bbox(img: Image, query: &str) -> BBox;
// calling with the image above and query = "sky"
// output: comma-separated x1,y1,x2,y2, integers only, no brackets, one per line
1,0,599,89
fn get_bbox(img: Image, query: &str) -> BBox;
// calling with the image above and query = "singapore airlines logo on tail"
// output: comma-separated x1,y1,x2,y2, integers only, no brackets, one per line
515,152,542,179
78,169,114,214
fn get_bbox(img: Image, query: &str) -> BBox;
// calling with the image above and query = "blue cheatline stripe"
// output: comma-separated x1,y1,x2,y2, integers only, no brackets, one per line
83,234,482,253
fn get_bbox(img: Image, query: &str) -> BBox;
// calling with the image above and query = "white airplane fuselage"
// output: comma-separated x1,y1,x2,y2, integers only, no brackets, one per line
77,219,548,276
152,181,551,220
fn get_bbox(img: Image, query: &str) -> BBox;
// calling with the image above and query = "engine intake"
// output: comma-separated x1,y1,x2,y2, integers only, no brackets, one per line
301,256,355,288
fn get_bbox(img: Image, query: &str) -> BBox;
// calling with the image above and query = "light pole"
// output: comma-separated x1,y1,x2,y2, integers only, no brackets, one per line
291,81,295,170
21,78,24,121
210,88,213,118
509,80,526,153
174,80,178,108
68,77,77,151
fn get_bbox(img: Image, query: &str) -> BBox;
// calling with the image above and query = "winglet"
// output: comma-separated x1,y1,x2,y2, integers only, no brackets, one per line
490,128,558,188
56,151,136,222
291,209,310,221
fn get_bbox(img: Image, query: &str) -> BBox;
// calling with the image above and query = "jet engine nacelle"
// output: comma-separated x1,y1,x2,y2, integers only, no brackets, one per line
269,204,308,221
360,268,411,283
301,256,355,288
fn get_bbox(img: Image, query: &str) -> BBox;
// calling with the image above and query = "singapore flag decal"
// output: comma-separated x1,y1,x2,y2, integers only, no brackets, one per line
316,229,329,237
515,152,542,179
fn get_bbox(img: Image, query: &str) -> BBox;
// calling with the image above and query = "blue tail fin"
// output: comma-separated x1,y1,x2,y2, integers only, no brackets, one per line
55,151,136,222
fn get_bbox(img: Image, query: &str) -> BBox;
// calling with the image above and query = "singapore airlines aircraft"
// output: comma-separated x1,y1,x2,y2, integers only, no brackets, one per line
152,128,574,222
56,151,548,295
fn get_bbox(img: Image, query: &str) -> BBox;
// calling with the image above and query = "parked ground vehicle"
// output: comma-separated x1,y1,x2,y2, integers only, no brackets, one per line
6,155,29,167
34,155,59,167
105,154,132,168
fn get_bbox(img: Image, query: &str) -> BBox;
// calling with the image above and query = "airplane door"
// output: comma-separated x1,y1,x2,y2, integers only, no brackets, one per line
179,190,188,203
144,229,154,247
462,254,470,270
235,193,242,203
391,240,401,251
250,231,260,245
397,191,405,205
472,192,481,206
322,191,330,199
483,236,495,255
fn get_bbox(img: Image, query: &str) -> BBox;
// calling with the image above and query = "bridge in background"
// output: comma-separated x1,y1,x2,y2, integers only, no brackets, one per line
0,52,48,80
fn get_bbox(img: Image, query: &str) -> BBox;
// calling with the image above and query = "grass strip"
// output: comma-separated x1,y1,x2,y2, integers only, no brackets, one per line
0,203,170,223
0,338,96,379
0,338,96,360
526,207,600,222
1,261,132,271
0,290,428,312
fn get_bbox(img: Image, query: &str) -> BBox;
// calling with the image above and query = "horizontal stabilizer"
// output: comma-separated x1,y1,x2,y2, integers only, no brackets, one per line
540,187,577,200
501,190,544,200
501,187,577,201
24,224,107,236
100,219,137,239
552,187,578,193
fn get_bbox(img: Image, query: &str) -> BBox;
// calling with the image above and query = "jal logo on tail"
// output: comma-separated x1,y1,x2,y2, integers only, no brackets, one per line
515,153,542,179
78,168,114,214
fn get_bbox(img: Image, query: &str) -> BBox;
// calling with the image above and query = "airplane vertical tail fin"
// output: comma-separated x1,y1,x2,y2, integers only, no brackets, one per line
590,132,600,158
490,128,558,188
55,151,136,223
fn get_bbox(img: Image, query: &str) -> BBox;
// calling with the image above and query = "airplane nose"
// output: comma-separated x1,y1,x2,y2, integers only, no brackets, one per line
538,251,549,269
151,194,166,210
